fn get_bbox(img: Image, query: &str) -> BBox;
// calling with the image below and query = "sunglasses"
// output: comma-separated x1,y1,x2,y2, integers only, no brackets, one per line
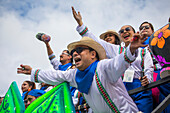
139,25,150,30
71,47,93,56
119,27,131,34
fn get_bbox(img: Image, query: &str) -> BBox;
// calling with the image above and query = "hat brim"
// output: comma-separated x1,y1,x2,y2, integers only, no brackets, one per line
100,31,120,40
67,38,106,60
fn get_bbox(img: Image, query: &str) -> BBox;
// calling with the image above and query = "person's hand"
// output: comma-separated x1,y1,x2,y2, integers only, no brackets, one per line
130,32,147,54
17,64,32,75
72,6,83,26
139,75,149,87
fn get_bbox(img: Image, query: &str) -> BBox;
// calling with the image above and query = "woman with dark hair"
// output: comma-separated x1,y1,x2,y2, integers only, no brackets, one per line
99,30,120,45
21,80,36,99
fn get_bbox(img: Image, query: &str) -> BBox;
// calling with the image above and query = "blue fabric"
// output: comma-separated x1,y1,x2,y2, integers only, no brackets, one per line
22,91,28,100
70,86,76,96
28,89,46,97
76,60,99,94
156,72,170,113
141,36,150,48
40,86,48,91
59,63,72,71
124,79,153,113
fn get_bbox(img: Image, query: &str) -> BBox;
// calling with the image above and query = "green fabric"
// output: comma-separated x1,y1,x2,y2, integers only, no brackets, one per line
25,82,75,113
0,81,25,113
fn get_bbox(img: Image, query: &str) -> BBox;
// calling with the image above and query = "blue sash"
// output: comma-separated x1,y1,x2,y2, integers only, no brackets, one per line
75,60,99,94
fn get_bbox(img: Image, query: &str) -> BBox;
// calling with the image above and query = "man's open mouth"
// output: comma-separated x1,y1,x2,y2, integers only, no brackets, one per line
75,58,81,63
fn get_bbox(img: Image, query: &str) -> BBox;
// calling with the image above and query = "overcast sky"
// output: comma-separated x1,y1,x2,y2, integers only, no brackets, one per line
0,0,169,96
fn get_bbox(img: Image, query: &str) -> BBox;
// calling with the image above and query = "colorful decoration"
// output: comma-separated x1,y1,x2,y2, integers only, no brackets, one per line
149,23,170,68
0,81,25,113
150,23,170,48
25,82,75,113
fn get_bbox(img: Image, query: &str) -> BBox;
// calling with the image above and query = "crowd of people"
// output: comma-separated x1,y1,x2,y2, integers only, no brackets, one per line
0,7,169,113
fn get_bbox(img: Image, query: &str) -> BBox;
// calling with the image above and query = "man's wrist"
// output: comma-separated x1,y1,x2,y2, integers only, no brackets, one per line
79,21,83,26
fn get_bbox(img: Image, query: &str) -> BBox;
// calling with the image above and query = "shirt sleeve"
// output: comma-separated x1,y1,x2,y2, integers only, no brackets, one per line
76,24,120,59
31,69,77,87
144,49,154,83
98,45,137,83
48,53,61,70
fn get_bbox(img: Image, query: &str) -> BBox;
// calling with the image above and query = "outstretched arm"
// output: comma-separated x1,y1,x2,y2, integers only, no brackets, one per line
72,6,120,59
17,64,77,87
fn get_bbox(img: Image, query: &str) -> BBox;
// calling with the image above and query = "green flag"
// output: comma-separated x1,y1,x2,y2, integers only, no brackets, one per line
25,82,76,113
0,81,25,113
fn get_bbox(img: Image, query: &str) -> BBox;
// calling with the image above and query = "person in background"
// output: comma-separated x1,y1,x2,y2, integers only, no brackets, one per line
139,21,154,45
24,89,46,109
21,80,36,100
36,33,73,70
36,33,77,105
99,30,120,45
139,21,162,109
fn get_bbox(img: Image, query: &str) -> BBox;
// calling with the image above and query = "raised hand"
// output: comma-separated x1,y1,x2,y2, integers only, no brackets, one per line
71,6,83,26
130,32,148,54
17,64,32,75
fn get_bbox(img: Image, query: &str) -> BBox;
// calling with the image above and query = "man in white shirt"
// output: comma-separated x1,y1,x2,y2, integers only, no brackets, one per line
17,34,147,112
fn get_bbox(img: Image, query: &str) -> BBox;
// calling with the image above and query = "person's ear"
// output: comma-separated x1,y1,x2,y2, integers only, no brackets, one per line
68,55,72,60
91,51,96,59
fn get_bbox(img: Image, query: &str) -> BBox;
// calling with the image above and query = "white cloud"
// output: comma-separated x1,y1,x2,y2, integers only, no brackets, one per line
0,0,169,96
